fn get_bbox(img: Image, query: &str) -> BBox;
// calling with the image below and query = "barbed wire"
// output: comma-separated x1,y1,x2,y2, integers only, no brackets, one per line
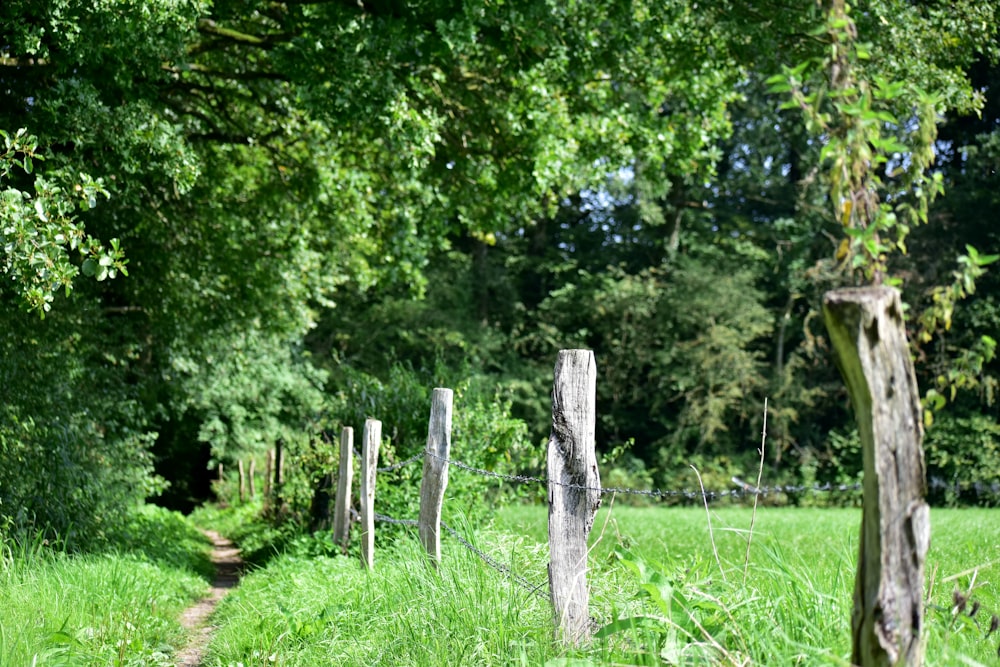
345,446,997,502
425,452,864,500
373,511,418,527
361,508,549,600
928,477,1000,496
440,520,549,600
353,448,426,473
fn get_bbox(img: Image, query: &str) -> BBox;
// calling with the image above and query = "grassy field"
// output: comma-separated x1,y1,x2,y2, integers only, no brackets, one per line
6,502,992,665
0,505,212,666
200,504,1000,666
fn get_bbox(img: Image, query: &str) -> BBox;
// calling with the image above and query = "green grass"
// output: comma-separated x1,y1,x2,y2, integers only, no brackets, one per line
202,527,556,666
0,505,211,666
201,504,1000,666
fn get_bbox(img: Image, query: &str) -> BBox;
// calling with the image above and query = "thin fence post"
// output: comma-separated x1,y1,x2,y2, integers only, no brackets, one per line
238,459,246,504
263,449,273,499
823,287,929,667
419,388,453,567
333,427,355,552
547,349,601,646
248,458,256,499
273,438,286,511
360,418,381,570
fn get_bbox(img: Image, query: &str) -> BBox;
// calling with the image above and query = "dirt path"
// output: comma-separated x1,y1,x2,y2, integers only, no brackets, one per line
174,530,243,667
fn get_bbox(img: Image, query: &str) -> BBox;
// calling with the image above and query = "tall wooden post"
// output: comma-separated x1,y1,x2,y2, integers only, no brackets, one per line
333,427,355,551
547,349,601,645
238,459,246,504
273,439,285,510
360,419,381,569
419,388,454,567
263,449,273,499
823,287,930,667
248,458,256,499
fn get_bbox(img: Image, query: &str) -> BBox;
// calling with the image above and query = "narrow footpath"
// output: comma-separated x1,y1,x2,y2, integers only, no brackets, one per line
174,530,243,667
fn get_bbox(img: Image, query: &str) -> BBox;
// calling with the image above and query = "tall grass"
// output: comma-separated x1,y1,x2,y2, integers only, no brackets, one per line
0,505,210,666
202,523,557,666
203,504,1000,665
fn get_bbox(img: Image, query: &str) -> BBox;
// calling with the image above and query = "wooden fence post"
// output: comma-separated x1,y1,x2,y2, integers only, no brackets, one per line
238,459,246,504
547,349,601,646
274,439,285,510
333,426,355,552
360,418,381,569
419,388,453,567
823,287,930,667
263,449,273,499
248,458,256,499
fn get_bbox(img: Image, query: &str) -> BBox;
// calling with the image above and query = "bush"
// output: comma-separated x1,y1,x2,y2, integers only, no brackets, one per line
225,360,540,558
925,411,1000,506
0,303,163,550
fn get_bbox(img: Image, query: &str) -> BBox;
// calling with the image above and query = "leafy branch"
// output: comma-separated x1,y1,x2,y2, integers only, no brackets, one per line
767,1,998,422
0,129,127,315
766,0,943,285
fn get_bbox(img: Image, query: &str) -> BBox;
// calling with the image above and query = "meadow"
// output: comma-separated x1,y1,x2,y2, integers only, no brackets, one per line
2,502,996,665
197,503,1000,666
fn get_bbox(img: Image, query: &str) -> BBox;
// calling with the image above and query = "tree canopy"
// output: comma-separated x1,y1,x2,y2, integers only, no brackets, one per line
2,0,999,539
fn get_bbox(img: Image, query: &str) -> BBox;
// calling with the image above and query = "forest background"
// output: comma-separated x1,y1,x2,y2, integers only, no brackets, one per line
2,0,999,547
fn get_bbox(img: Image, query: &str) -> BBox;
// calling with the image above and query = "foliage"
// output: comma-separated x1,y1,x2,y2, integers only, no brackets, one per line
924,412,1000,506
0,301,162,548
105,504,215,580
2,0,1000,549
205,360,539,558
324,361,537,519
767,0,946,284
0,129,125,313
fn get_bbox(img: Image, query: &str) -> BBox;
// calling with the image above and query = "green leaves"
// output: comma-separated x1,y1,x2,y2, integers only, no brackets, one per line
596,547,728,664
0,130,124,314
768,3,953,285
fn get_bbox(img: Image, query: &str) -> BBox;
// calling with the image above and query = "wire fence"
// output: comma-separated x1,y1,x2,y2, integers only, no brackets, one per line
345,442,999,613
349,505,549,599
363,448,1000,501
361,448,869,500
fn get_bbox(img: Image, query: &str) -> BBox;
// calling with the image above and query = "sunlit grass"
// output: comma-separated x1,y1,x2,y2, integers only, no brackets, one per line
0,505,210,666
203,527,555,666
203,504,1000,665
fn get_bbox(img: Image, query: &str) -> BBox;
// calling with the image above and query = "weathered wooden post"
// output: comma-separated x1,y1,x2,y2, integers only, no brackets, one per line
548,349,601,645
238,459,246,504
333,426,355,551
248,458,256,499
823,287,930,667
273,439,285,510
263,449,273,499
419,388,454,567
360,418,381,569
